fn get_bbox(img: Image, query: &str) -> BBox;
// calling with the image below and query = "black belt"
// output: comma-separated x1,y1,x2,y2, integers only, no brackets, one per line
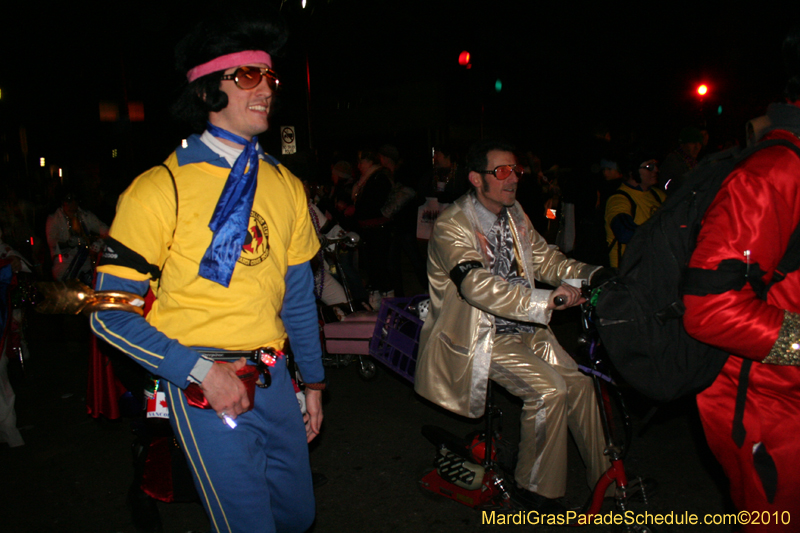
199,349,264,361
198,348,284,388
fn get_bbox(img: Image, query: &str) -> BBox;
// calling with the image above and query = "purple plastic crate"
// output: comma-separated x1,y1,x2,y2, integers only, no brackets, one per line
369,295,427,384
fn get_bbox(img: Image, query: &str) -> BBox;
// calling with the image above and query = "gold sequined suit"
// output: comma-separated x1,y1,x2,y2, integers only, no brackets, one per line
415,193,609,498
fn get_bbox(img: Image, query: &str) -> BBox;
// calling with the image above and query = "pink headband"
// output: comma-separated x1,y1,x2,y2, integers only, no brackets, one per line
186,50,272,82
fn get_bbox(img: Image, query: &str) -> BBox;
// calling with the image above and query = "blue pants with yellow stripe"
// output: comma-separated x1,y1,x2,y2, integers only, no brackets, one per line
166,362,314,533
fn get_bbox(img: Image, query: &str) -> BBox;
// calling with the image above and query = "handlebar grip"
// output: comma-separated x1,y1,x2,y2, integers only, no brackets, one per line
554,295,566,307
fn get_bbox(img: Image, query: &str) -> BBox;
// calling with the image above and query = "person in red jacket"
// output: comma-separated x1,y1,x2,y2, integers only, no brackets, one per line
682,29,800,532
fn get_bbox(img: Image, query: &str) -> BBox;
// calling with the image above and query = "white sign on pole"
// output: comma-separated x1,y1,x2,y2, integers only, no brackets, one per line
281,126,297,155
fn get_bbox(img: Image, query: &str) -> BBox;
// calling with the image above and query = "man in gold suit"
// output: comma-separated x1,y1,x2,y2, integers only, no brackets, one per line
415,139,609,512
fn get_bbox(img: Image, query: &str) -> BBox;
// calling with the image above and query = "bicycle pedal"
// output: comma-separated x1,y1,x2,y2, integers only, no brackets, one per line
627,476,658,503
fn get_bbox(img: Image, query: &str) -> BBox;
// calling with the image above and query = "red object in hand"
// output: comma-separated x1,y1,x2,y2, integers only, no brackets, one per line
183,364,259,410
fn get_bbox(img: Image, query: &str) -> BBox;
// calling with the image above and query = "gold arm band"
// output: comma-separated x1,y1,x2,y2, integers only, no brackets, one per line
763,310,800,366
35,280,145,317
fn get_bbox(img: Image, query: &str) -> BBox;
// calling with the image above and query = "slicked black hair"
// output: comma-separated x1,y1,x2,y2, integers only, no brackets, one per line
171,9,288,132
465,139,516,174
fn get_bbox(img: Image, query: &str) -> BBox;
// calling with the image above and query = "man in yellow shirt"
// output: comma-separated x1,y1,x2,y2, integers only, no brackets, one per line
91,10,323,533
605,153,666,267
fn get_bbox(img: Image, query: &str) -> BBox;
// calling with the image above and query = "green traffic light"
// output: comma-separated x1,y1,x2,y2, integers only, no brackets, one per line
495,79,502,92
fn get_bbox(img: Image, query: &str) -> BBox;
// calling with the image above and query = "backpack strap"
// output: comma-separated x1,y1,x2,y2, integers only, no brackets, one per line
737,140,800,299
649,188,663,204
159,163,179,244
98,163,178,283
756,210,800,297
732,359,753,448
606,189,636,257
684,138,800,299
155,163,179,292
610,189,636,219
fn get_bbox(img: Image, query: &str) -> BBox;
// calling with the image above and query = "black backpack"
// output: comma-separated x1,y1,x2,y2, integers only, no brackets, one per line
594,138,800,403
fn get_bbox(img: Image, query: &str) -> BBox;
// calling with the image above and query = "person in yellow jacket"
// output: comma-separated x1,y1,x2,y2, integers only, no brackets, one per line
604,152,666,267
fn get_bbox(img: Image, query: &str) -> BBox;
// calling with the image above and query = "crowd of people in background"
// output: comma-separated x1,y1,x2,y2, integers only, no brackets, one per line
267,123,711,317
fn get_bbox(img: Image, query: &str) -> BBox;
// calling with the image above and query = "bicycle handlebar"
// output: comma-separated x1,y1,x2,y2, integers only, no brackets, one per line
322,232,360,248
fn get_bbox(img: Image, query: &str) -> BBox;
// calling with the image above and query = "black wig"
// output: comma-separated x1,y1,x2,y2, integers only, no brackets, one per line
171,9,288,132
465,139,516,174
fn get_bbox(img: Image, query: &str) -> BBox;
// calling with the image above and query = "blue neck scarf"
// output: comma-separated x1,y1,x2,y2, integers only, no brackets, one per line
198,122,260,287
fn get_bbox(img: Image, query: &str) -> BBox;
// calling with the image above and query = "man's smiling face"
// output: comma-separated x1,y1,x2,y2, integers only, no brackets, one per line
209,63,274,141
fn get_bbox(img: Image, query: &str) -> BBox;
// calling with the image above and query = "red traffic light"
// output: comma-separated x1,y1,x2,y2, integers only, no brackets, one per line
458,51,470,66
696,84,709,96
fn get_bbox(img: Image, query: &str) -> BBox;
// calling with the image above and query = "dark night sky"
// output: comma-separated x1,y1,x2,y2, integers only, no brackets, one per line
2,0,800,185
